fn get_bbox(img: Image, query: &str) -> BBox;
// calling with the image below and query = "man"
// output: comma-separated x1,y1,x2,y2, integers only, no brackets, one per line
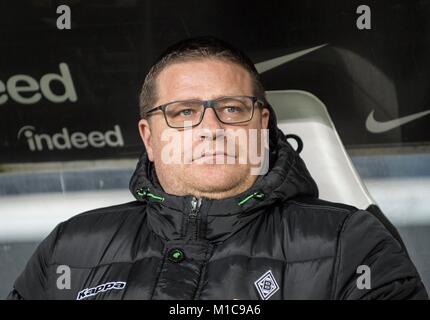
7,36,428,300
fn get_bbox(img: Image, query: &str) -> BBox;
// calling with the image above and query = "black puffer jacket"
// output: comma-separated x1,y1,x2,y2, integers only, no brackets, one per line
7,108,428,300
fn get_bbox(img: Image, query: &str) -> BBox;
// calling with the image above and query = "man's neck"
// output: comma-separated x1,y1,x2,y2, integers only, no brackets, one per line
159,174,258,200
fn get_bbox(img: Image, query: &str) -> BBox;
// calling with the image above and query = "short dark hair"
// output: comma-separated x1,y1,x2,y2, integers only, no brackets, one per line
139,36,267,118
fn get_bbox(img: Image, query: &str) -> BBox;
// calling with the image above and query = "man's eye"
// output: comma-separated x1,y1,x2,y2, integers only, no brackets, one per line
224,106,241,113
179,109,193,116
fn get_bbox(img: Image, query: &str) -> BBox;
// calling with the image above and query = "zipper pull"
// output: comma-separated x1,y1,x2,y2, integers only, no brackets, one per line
238,191,265,206
190,196,202,217
188,196,202,240
136,187,164,202
136,187,149,198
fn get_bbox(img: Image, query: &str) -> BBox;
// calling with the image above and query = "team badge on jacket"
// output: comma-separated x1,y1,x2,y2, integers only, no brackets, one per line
254,270,279,300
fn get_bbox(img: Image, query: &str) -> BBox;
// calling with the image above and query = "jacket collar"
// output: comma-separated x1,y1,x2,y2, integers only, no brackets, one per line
129,104,318,243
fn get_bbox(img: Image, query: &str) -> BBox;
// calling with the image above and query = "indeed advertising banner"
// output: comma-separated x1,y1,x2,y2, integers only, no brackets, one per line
0,58,139,162
1,1,429,163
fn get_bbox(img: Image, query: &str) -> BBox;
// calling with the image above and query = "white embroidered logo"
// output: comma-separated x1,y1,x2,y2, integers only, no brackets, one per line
76,281,126,300
254,270,279,300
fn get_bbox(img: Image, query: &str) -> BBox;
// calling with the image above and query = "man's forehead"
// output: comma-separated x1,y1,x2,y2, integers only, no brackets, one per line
155,59,254,102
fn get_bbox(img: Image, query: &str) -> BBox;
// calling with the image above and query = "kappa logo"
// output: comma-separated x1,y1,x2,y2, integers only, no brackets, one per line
254,270,279,300
76,281,126,300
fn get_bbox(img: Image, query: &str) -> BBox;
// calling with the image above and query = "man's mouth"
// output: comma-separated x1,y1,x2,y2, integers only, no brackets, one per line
193,151,236,162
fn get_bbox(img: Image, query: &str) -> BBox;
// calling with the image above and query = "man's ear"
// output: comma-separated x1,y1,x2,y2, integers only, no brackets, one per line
261,107,270,129
138,118,154,161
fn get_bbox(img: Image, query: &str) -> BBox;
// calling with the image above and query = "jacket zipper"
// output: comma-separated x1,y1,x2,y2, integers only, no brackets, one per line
189,196,202,240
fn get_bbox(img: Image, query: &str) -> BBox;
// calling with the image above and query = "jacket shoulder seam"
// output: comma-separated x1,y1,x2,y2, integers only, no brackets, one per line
288,200,356,214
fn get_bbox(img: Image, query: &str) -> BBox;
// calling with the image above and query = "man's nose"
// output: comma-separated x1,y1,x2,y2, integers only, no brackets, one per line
199,108,223,129
196,108,223,140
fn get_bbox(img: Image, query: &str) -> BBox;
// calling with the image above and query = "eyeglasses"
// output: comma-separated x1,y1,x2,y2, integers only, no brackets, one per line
144,95,265,128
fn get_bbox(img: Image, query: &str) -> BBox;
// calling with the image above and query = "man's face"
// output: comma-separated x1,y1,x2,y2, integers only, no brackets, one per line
138,59,270,199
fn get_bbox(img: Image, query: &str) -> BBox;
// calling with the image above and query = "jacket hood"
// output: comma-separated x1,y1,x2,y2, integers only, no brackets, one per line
129,103,318,242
